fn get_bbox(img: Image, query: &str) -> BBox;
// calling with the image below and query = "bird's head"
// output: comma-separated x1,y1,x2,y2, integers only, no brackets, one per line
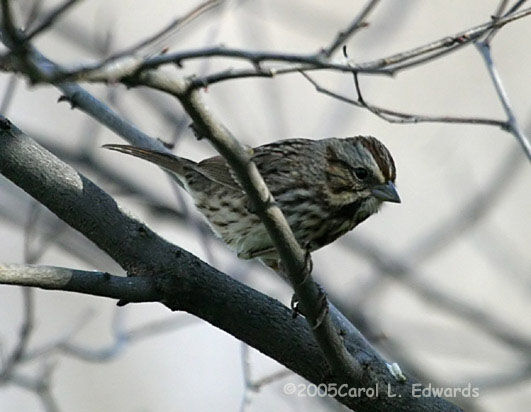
323,136,400,212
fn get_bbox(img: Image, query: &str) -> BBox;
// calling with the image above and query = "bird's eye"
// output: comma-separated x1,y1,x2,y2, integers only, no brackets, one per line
353,167,369,180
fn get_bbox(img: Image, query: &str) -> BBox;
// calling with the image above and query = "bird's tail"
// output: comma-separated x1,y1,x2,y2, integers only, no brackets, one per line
103,144,194,186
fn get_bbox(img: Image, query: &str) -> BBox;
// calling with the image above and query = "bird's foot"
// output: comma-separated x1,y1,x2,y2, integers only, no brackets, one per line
290,282,329,330
290,293,301,319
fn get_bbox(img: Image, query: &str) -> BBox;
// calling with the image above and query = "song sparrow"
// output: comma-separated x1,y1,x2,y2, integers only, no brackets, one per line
104,136,400,268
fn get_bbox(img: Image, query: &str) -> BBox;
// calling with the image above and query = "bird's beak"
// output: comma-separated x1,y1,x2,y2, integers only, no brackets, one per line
371,181,401,203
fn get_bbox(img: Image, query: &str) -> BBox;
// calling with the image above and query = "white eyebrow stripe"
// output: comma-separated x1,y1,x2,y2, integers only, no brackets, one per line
368,151,386,182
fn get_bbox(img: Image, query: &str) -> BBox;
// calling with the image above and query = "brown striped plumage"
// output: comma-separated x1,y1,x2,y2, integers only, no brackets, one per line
104,136,400,268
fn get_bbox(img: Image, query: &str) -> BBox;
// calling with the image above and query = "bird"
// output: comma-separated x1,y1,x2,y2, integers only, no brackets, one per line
104,136,400,270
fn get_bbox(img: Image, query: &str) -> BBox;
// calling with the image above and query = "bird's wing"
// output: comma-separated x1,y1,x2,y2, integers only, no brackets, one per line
238,246,277,259
196,147,283,190
196,155,241,190
197,138,315,192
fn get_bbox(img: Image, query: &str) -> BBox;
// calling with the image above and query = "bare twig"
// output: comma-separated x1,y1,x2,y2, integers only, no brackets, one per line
21,309,95,361
342,236,531,354
0,75,18,114
483,0,528,43
0,0,43,81
141,7,531,76
239,343,253,412
239,343,292,412
0,288,34,381
24,202,67,264
461,362,531,391
58,312,198,362
472,225,531,289
407,147,526,261
301,71,507,128
185,6,531,87
475,42,531,160
106,0,222,59
482,0,511,45
21,0,44,29
3,4,530,95
356,6,531,73
10,366,60,412
24,0,82,41
0,0,21,45
320,0,381,57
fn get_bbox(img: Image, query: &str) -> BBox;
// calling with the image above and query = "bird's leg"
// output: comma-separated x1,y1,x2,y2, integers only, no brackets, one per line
283,250,328,327
293,249,314,321
290,293,301,319
290,282,329,329
274,257,302,319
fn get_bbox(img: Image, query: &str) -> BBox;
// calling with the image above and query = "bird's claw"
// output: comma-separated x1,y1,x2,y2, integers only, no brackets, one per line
291,283,330,329
290,294,301,319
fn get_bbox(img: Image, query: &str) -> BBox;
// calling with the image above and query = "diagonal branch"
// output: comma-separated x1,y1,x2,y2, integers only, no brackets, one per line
24,0,82,42
320,0,381,58
104,0,222,59
475,42,531,160
0,288,34,381
356,6,531,73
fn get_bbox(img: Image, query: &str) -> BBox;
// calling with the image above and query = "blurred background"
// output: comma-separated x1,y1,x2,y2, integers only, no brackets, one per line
0,0,530,411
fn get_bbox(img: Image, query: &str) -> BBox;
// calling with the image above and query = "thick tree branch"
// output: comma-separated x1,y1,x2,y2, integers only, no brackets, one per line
0,116,461,411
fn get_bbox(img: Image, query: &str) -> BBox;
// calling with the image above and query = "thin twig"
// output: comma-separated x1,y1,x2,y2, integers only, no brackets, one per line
186,6,531,87
4,6,530,90
301,71,507,128
407,147,526,261
0,74,18,114
461,362,531,391
0,288,34,381
342,236,531,353
239,343,252,412
484,0,528,43
58,313,198,361
475,42,531,160
320,0,381,57
142,7,531,75
24,0,82,41
356,6,531,73
108,0,222,59
22,0,44,29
